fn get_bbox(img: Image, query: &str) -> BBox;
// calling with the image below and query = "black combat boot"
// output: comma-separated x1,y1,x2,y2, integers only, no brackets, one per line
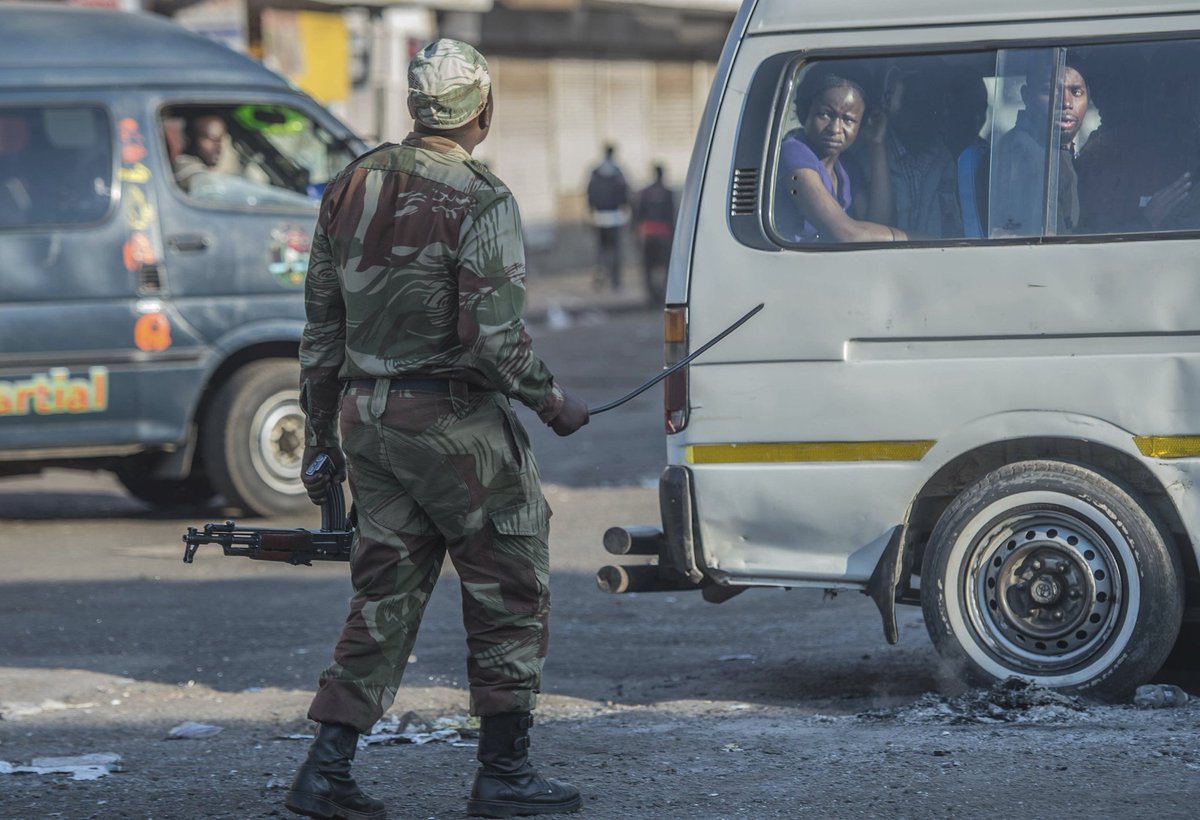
467,712,582,817
284,723,387,820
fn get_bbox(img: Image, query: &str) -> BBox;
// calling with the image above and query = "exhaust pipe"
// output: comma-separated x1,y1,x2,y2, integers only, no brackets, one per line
597,525,707,594
602,525,665,556
596,564,664,594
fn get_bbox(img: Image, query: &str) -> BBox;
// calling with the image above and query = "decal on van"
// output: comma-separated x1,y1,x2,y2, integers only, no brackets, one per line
118,118,147,165
119,163,151,184
134,312,172,352
124,186,154,231
268,225,311,286
0,368,109,417
117,118,163,288
123,232,156,272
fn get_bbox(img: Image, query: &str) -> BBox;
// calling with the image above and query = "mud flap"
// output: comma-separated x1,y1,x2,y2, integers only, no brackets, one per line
865,526,906,645
659,465,705,584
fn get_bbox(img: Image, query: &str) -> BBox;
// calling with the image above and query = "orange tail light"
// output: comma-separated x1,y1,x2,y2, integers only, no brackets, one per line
663,305,688,433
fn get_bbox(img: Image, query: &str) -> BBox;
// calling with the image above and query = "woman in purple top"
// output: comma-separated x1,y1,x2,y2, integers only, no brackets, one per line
776,74,906,243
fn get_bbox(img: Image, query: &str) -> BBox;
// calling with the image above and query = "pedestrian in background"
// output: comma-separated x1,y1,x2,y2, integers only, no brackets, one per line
286,38,588,820
585,143,629,291
634,163,675,305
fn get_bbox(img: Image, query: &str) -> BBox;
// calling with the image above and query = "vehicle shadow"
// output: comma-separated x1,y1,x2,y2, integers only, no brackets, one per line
0,476,303,523
0,570,950,712
0,488,220,521
10,567,1185,713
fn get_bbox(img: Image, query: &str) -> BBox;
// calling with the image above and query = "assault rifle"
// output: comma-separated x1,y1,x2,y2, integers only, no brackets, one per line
182,454,353,565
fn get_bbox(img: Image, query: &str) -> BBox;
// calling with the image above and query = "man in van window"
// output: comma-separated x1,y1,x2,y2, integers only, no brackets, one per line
882,64,964,239
173,113,228,194
285,39,587,820
991,58,1089,236
1077,45,1199,233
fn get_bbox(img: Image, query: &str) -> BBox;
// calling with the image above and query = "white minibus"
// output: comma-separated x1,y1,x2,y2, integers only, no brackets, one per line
603,0,1200,699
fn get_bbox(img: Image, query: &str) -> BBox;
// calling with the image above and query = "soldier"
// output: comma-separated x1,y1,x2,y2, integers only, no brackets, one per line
284,39,589,820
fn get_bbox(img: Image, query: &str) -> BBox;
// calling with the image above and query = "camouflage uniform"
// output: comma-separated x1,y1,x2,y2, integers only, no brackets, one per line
299,41,564,735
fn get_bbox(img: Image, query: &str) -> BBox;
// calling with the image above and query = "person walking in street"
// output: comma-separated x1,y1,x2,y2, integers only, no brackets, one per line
633,163,675,305
585,143,629,291
285,38,589,820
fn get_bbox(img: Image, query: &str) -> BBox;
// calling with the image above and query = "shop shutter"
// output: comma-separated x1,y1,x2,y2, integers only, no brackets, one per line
551,59,600,220
479,57,556,235
651,62,698,189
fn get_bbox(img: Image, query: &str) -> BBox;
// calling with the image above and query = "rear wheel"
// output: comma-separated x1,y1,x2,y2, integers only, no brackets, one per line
921,460,1183,700
201,359,309,517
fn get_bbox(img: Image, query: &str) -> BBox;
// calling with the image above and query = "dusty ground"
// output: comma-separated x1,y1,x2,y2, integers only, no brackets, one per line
4,309,1200,819
3,472,1200,820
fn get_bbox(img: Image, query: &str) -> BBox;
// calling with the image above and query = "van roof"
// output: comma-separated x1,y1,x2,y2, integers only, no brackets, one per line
0,4,291,91
748,0,1200,33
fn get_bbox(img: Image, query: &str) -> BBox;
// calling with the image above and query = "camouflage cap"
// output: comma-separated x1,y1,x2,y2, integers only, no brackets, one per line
407,39,492,130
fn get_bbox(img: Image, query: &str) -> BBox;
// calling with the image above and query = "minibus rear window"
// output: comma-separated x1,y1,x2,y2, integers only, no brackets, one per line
0,105,113,230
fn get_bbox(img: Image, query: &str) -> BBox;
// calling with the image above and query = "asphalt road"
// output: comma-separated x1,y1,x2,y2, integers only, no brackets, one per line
521,307,666,488
3,308,1200,819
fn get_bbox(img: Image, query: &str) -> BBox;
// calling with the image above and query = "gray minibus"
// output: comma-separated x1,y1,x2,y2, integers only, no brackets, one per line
0,6,364,515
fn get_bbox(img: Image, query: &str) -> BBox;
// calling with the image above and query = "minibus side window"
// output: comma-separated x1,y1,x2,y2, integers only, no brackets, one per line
0,105,113,230
769,51,1002,246
161,104,355,210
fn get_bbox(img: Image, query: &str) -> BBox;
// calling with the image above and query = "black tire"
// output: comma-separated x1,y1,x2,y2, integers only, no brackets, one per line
115,456,215,509
920,459,1183,700
201,359,308,518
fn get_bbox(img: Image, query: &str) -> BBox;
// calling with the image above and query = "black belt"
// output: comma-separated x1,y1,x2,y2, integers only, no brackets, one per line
347,377,461,394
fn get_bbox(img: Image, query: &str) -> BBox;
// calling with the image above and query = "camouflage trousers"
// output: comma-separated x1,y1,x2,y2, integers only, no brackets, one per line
307,380,551,734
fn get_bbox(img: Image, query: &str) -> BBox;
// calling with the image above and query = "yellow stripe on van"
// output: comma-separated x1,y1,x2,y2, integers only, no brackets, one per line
686,441,935,464
1133,436,1200,459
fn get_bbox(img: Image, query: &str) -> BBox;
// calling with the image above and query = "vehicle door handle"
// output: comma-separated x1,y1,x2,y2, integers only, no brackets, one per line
167,234,210,253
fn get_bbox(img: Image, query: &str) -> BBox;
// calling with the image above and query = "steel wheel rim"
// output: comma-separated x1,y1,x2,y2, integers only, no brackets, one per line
249,389,305,495
963,508,1123,673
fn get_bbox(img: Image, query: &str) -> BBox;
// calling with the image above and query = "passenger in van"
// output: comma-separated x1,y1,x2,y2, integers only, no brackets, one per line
0,111,33,226
949,75,991,239
880,65,964,239
1077,46,1196,233
775,74,907,242
991,59,1089,235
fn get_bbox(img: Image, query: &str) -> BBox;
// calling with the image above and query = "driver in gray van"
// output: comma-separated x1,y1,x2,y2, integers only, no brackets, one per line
173,113,230,193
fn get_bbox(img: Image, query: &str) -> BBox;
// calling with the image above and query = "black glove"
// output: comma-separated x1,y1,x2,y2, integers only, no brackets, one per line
549,391,590,437
301,445,346,504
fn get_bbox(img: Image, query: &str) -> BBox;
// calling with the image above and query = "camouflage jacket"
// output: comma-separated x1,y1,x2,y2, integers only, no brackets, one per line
299,133,564,446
